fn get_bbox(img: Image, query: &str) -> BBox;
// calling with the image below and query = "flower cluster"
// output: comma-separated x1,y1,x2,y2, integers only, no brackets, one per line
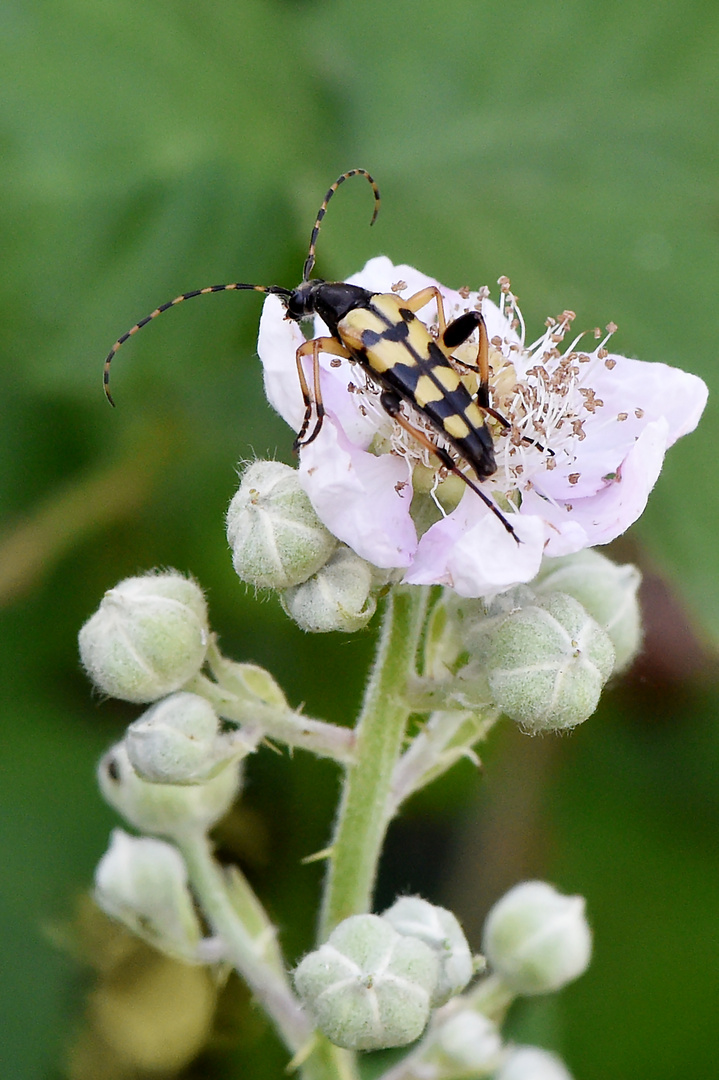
259,257,707,597
294,883,591,1066
82,235,707,1080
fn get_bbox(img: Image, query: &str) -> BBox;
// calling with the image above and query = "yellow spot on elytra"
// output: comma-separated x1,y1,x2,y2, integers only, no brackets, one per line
464,401,485,428
368,339,418,374
370,293,406,321
443,413,471,440
340,307,388,345
434,365,461,391
415,374,444,404
405,318,436,357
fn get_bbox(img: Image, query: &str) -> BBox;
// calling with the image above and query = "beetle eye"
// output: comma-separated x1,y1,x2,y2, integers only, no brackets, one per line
284,295,302,321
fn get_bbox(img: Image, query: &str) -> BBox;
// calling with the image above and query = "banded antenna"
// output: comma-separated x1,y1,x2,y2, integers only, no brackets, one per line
101,168,379,405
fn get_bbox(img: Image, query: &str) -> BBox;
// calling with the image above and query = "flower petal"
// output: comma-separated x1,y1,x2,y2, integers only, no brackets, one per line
514,351,707,503
591,353,707,447
524,419,670,555
404,493,545,598
299,415,417,568
258,294,306,430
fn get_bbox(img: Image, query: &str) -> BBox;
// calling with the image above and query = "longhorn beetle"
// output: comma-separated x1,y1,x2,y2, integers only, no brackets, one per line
103,169,520,539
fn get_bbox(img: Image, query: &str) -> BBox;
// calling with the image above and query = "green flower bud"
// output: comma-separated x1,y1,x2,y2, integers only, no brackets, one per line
535,549,642,673
482,881,592,996
98,741,241,839
79,572,209,704
427,588,540,670
281,547,376,633
432,1009,504,1076
125,692,255,785
496,1045,573,1080
487,593,615,733
422,588,541,710
382,897,473,1006
227,461,337,589
294,914,439,1050
94,829,203,961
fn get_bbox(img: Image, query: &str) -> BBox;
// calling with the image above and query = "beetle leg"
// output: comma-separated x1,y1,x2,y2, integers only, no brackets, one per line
401,286,448,336
294,336,352,449
379,391,519,543
441,309,554,456
440,309,490,408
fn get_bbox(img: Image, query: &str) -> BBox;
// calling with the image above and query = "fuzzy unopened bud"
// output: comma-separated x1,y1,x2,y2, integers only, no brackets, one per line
535,549,642,673
125,692,253,785
433,1010,504,1076
483,882,592,996
79,572,209,704
95,829,202,961
496,1045,573,1080
98,741,241,839
294,914,439,1050
422,588,541,709
382,897,473,1006
281,547,376,633
486,593,614,733
227,461,337,589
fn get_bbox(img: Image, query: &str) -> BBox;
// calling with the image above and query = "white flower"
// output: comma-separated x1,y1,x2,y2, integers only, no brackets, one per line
259,257,707,598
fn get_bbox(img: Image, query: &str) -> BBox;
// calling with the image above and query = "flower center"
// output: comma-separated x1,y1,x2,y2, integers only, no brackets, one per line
353,280,616,510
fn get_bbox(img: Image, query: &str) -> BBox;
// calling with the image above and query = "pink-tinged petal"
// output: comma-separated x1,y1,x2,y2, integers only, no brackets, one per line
310,352,381,448
665,368,708,442
591,353,707,445
525,419,669,556
258,295,306,430
525,356,707,502
404,494,546,597
299,416,417,568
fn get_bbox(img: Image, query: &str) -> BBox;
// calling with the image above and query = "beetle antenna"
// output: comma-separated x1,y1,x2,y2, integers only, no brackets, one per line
102,282,291,405
302,169,380,283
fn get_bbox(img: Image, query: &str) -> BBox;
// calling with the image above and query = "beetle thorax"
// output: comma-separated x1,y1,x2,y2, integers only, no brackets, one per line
286,280,373,336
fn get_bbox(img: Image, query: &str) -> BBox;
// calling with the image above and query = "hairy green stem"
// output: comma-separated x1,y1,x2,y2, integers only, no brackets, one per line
187,672,356,764
319,586,429,939
465,973,515,1023
177,829,310,1052
178,829,358,1080
389,707,501,812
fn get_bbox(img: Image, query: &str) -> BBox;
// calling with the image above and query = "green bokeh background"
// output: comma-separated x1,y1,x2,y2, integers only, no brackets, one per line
2,1,718,1077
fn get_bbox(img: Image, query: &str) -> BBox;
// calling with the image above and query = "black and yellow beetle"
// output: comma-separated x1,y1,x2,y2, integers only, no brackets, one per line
103,170,518,539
